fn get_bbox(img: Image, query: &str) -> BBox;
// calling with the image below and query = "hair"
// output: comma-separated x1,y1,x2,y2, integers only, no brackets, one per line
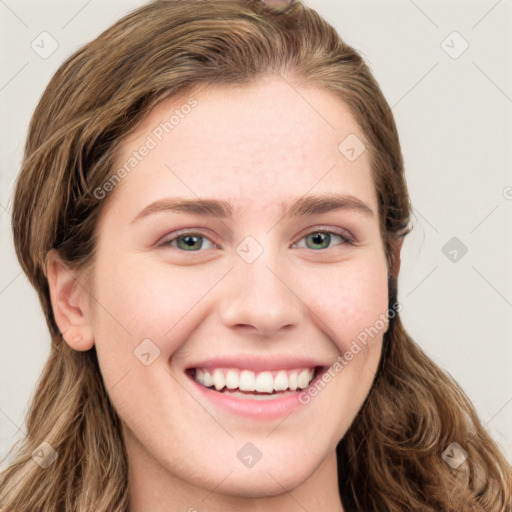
1,0,511,510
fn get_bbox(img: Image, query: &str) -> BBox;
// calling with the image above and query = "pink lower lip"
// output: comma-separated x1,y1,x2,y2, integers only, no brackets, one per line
186,368,325,420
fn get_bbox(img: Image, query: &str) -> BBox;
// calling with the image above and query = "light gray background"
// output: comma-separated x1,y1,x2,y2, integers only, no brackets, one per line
1,0,511,469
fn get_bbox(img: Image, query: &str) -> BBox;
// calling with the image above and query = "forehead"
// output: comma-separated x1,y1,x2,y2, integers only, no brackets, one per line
107,77,377,218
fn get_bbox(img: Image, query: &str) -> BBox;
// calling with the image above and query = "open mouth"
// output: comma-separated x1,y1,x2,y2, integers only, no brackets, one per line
186,366,325,398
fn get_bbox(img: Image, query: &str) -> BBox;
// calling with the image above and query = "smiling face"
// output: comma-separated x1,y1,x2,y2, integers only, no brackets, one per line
58,76,390,505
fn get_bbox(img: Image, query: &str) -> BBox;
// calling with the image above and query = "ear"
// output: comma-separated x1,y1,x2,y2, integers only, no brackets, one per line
391,237,404,277
45,249,94,351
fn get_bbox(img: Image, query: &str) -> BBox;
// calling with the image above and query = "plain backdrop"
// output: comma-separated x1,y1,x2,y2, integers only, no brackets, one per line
1,0,511,469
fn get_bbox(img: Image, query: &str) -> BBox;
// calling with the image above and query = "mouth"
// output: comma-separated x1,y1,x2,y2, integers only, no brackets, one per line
185,366,325,400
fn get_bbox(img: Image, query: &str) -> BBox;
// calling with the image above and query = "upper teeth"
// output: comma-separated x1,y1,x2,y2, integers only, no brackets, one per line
193,368,316,393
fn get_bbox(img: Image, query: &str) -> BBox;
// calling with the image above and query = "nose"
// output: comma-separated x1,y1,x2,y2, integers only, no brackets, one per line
219,251,303,338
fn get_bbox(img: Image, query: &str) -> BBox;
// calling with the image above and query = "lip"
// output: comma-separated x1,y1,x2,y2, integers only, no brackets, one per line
185,354,329,372
186,365,329,420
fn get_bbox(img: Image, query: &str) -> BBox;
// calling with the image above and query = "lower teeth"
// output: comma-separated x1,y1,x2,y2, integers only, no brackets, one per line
219,389,295,400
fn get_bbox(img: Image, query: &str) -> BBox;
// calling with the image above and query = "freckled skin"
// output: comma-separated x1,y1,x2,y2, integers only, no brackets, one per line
82,77,389,511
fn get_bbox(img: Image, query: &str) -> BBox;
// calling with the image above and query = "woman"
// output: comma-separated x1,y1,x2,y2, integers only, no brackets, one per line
1,0,510,510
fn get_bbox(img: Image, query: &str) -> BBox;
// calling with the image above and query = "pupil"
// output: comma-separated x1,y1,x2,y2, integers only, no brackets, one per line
309,232,329,249
180,235,201,250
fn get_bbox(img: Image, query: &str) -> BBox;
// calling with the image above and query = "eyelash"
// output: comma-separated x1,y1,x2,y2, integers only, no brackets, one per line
292,227,355,248
160,227,355,251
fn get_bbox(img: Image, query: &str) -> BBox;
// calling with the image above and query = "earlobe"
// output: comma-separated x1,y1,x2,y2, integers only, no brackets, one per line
45,249,95,351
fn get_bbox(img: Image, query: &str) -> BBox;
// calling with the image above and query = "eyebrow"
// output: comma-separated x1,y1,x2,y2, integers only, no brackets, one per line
130,193,374,224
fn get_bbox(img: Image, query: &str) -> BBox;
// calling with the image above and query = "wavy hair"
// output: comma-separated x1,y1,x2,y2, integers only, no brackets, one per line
1,0,510,510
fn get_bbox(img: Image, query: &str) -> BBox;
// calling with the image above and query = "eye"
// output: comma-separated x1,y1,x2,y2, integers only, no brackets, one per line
291,228,354,250
159,227,354,253
160,231,218,252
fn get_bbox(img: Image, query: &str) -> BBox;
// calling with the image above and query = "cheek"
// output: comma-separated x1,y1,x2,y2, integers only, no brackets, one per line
303,255,390,354
290,255,388,438
89,253,228,354
87,254,230,416
93,250,192,328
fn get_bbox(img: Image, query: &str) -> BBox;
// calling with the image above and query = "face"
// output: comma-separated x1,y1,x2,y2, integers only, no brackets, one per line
76,78,390,498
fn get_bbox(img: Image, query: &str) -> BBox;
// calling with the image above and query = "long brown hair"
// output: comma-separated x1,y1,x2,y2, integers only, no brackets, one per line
1,1,510,510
